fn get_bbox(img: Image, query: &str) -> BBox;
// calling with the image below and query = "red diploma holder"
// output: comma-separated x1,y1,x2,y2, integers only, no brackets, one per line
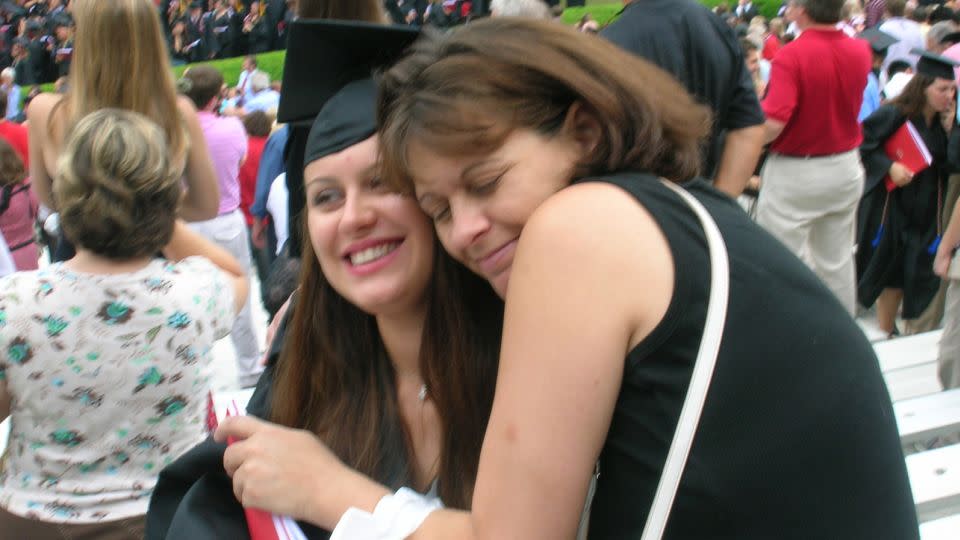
883,121,933,192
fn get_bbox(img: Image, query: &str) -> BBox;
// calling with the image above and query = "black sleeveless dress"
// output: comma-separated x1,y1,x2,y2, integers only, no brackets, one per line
581,173,918,539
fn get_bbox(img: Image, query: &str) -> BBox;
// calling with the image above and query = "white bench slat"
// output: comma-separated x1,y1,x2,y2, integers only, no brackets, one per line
920,513,960,540
885,363,944,402
875,330,942,373
896,389,960,447
907,443,960,522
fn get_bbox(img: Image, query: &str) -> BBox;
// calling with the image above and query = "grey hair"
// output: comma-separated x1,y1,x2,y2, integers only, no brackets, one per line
929,20,959,48
490,0,552,19
251,71,271,92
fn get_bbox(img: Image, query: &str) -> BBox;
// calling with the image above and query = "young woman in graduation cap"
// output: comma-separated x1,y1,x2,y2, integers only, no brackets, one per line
858,48,960,338
148,19,503,540
217,17,919,540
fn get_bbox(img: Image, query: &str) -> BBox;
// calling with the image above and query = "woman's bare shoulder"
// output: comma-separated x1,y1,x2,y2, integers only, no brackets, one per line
26,92,63,118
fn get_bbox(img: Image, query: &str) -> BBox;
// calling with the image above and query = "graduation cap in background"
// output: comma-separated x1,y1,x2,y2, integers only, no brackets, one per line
859,28,898,55
276,19,420,127
911,48,960,80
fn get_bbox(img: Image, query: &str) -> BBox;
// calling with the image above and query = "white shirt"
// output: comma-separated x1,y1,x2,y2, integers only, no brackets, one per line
880,17,925,77
0,231,14,277
266,173,289,255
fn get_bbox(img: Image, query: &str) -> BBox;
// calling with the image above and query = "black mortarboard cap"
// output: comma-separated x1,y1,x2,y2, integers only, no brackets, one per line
859,28,898,54
304,78,380,166
276,19,419,126
912,48,960,80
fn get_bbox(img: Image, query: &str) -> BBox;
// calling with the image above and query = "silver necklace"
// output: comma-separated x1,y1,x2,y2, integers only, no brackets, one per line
418,383,428,402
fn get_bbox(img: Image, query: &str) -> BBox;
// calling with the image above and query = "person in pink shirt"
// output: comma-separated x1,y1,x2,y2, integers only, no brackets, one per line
0,139,37,271
181,65,263,389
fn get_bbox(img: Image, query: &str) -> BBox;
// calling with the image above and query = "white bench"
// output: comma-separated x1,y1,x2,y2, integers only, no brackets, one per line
895,388,960,448
920,513,960,540
876,331,944,401
876,330,942,372
907,443,960,522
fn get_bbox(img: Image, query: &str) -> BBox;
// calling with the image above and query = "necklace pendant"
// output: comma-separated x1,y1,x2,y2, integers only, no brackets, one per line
418,384,428,401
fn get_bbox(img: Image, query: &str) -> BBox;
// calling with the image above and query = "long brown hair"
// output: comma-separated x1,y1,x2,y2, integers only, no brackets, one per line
270,223,503,508
296,0,388,22
377,18,711,192
52,0,187,166
0,139,25,189
892,73,937,121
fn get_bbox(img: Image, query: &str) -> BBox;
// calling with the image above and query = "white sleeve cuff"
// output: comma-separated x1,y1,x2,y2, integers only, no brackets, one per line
330,487,443,540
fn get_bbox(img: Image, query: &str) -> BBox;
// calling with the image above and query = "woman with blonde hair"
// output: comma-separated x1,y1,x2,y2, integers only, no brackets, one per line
27,0,220,236
0,108,248,539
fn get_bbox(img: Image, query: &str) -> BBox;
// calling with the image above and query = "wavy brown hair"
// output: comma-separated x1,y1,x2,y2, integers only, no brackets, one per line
0,139,25,189
377,18,711,191
296,0,387,22
270,223,503,508
54,109,182,260
892,73,939,121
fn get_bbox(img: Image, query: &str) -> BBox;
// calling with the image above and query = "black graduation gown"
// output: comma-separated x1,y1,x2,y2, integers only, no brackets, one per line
145,301,332,540
857,104,953,318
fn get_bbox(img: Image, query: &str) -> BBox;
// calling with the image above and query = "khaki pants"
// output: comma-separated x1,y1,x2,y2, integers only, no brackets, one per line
0,505,144,540
939,278,960,389
188,209,263,387
904,173,960,334
757,151,865,315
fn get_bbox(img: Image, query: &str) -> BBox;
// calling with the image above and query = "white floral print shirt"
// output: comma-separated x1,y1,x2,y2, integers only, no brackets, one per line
0,257,234,523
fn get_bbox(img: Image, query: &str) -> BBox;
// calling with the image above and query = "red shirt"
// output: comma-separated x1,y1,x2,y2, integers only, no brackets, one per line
762,34,781,60
238,135,267,226
0,120,29,169
762,28,871,156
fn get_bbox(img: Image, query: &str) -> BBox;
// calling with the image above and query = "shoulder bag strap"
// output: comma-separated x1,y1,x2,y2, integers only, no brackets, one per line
640,181,730,540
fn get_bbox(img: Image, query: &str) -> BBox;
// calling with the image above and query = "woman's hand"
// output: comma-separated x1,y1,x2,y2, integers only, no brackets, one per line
942,99,956,133
216,416,341,523
888,162,914,187
215,416,390,529
934,244,954,278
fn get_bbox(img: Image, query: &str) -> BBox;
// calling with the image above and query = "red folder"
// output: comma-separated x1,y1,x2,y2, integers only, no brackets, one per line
213,399,309,540
883,120,932,191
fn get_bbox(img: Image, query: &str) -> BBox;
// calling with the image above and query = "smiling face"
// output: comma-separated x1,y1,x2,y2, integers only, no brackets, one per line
305,136,435,315
408,129,581,298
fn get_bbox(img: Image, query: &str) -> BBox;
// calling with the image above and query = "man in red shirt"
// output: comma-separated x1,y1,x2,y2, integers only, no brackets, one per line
758,0,872,315
0,91,28,169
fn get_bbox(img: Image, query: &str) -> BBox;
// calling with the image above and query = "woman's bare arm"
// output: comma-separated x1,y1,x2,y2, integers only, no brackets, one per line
176,97,221,221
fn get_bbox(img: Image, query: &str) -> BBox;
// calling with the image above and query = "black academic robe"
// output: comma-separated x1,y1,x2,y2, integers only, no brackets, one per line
857,104,956,318
145,302,331,540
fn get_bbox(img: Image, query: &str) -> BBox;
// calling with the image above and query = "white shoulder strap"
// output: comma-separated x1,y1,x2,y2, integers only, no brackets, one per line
641,182,730,540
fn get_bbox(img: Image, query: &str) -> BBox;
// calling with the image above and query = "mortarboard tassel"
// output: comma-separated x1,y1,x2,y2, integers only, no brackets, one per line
872,224,885,248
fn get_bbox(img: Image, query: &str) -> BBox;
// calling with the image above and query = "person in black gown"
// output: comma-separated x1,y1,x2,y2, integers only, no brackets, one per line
858,49,960,337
